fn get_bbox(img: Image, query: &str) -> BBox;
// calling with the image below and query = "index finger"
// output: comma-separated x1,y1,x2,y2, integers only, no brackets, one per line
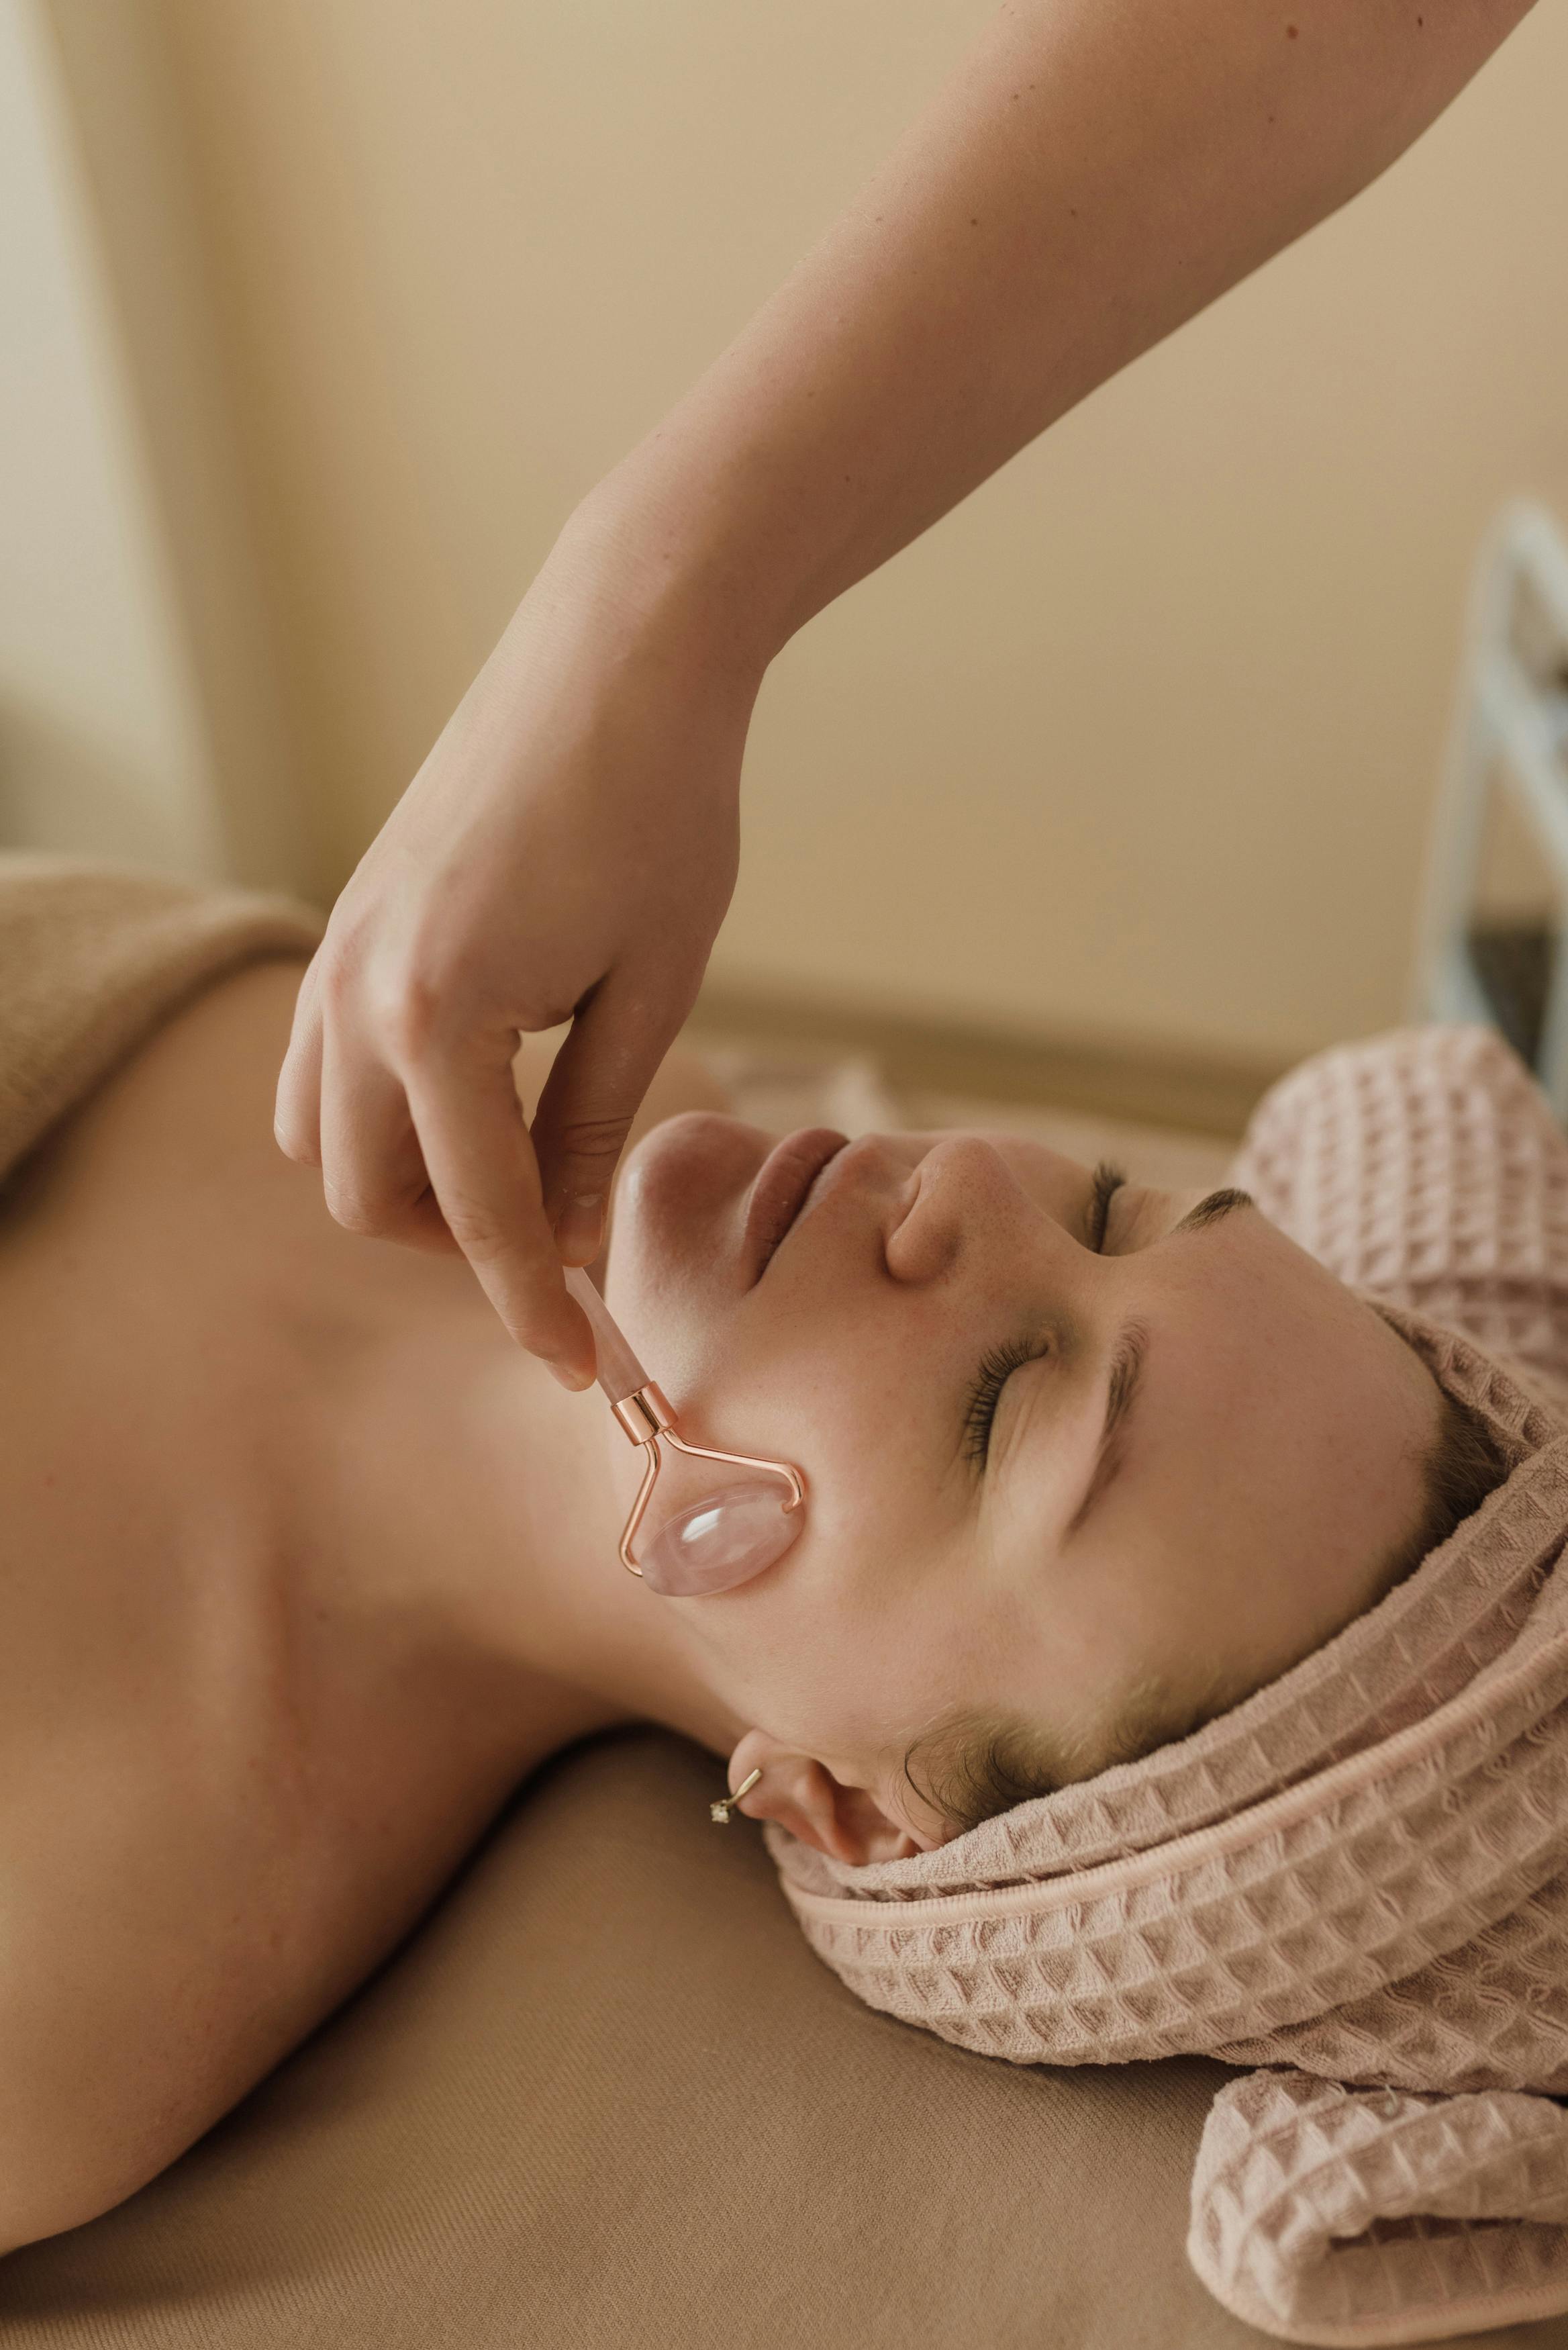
403,1041,595,1382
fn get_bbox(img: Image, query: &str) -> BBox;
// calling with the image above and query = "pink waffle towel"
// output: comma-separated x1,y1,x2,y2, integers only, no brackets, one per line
769,1026,1568,2346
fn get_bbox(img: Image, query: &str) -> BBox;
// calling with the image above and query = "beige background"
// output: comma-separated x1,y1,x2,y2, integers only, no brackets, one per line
0,0,218,874
19,0,1568,1068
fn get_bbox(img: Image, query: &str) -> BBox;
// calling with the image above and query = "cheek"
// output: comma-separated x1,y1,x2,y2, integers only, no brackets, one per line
605,1120,754,1374
712,1324,957,1560
695,1502,957,1756
611,1260,916,1470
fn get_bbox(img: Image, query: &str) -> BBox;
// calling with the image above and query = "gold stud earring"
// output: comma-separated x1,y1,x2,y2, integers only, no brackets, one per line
710,1767,763,1825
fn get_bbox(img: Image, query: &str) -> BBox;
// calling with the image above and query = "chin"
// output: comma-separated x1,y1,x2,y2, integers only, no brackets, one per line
607,1113,767,1340
619,1111,766,1224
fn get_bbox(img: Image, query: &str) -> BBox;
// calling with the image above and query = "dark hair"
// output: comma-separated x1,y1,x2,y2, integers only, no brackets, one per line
905,1384,1512,1838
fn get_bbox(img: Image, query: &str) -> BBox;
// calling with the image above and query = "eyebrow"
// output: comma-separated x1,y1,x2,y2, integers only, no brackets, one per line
1171,1186,1255,1235
1061,1190,1254,1534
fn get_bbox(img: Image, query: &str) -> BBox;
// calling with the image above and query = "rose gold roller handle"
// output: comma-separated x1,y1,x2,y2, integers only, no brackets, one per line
560,1264,805,1596
562,1264,648,1403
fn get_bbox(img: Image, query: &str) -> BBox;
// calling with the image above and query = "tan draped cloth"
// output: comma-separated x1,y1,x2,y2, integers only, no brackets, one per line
1,856,1565,2350
0,852,323,1184
774,1025,1568,2347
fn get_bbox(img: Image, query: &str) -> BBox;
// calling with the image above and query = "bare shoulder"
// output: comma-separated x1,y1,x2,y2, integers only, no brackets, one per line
81,951,313,1169
0,1734,311,2253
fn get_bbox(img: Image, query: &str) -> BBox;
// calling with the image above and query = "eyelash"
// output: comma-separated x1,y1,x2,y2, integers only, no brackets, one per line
959,1162,1126,1467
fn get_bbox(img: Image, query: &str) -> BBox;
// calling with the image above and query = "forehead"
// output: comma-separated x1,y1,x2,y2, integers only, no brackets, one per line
985,1216,1433,1682
1088,1214,1414,1516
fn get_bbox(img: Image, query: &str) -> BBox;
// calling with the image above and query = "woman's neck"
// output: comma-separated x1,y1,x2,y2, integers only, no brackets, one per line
304,1291,744,1762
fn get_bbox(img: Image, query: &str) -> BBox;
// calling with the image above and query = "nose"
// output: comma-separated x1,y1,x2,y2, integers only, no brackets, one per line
883,1134,1040,1286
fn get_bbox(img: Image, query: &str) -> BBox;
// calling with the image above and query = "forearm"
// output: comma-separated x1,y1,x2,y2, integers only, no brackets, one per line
569,0,1534,665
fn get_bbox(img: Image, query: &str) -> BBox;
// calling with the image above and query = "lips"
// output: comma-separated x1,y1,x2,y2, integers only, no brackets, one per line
742,1127,849,1283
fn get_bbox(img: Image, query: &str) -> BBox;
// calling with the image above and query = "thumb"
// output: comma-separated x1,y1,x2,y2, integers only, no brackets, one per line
530,970,692,1266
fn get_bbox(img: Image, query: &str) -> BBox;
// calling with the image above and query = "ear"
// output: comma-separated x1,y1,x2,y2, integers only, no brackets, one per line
725,1729,948,1864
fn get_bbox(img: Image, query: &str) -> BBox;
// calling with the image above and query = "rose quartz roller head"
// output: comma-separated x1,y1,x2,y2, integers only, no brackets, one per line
563,1267,805,1597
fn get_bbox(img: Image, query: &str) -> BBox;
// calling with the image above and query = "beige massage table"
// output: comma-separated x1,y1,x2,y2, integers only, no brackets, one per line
5,1733,1566,2350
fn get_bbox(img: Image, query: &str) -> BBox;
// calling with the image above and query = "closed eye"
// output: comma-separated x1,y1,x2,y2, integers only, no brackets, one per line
963,1163,1126,1468
961,1333,1042,1466
1087,1161,1126,1250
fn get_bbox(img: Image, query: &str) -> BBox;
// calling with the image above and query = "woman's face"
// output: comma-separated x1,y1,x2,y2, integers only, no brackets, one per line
606,1116,1440,1854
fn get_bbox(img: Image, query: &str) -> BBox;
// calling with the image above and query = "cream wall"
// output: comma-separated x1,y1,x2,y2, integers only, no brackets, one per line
0,0,219,873
101,0,1568,1062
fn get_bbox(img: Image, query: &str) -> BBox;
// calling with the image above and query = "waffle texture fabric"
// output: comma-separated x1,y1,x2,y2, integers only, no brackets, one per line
769,1025,1568,2348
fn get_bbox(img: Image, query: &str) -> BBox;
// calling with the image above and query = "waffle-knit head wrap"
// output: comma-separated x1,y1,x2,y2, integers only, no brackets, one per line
768,1029,1568,2347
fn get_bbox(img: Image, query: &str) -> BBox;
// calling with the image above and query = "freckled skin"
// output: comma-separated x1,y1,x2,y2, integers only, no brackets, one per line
607,1111,1440,1853
0,963,1438,2243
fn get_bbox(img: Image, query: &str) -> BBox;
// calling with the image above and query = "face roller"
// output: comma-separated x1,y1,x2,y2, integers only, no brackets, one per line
563,1266,805,1597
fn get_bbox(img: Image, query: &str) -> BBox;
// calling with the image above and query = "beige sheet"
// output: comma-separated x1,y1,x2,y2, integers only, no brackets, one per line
5,1735,1565,2349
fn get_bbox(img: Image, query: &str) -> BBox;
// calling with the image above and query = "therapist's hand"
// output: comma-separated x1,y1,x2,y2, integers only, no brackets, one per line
273,514,761,1384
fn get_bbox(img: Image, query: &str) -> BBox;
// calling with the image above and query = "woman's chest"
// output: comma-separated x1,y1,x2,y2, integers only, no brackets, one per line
0,966,571,2155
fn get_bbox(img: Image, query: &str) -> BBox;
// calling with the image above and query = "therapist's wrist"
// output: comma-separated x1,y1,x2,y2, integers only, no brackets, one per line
558,455,803,686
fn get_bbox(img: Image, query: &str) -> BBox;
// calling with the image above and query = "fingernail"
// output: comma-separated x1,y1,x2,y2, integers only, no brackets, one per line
556,1193,605,1268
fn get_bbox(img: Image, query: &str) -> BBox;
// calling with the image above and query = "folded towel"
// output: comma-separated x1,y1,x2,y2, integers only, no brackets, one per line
770,1025,1568,2347
0,851,322,1186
